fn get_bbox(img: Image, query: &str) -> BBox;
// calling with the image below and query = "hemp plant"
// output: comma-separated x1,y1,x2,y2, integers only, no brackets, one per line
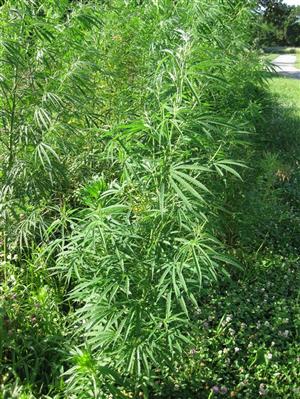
47,1,263,397
0,0,103,256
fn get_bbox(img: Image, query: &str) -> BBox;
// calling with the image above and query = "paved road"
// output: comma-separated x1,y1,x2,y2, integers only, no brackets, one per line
273,54,300,79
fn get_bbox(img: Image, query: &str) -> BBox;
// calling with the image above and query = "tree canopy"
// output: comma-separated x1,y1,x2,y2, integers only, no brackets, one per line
257,0,300,46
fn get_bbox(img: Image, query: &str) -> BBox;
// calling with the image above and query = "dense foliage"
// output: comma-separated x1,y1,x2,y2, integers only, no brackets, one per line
0,1,299,398
256,0,300,46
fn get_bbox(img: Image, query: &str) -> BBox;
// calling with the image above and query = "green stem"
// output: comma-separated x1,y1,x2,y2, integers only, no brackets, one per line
3,220,8,282
8,67,18,170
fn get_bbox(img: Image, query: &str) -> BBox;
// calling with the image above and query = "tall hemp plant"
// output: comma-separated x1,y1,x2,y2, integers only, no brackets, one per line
0,0,265,397
0,0,104,258
44,0,264,397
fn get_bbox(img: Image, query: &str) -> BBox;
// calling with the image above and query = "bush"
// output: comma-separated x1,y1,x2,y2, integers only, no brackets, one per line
45,1,264,396
256,1,300,47
0,1,288,398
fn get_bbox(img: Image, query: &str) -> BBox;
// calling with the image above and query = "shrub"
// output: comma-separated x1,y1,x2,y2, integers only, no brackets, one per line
0,0,269,397
41,0,264,396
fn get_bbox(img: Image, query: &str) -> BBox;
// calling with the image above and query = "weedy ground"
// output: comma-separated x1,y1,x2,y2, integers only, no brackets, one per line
296,53,300,70
0,1,299,398
165,75,300,399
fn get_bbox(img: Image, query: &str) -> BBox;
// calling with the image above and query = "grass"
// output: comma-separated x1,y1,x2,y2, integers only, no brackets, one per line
269,77,300,109
164,255,300,398
296,52,300,69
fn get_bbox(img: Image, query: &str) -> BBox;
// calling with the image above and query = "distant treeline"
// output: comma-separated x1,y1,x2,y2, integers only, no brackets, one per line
256,0,300,46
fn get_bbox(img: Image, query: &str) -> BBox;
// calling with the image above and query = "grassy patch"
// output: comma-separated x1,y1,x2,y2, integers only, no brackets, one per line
296,52,300,69
234,77,300,252
269,77,300,111
155,255,300,399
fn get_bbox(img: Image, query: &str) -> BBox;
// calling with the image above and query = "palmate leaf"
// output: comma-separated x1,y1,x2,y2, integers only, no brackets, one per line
174,169,212,194
15,207,48,248
42,92,65,110
212,159,246,179
34,107,51,130
35,142,60,169
65,348,127,398
33,23,56,43
76,11,103,30
1,40,25,67
173,163,211,173
169,164,211,207
118,120,147,136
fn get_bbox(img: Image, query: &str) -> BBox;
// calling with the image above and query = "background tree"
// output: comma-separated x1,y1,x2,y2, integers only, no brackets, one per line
256,0,300,46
